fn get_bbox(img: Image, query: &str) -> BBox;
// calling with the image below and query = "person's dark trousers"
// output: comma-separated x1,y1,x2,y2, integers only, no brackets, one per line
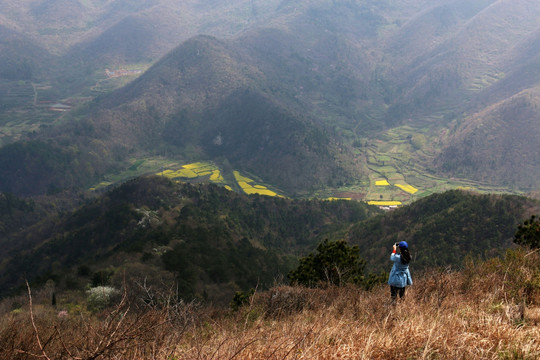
390,286,405,302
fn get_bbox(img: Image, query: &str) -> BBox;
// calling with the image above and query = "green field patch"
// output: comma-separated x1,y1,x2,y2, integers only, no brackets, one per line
89,181,113,191
469,71,505,91
369,165,397,173
128,159,145,171
375,155,392,163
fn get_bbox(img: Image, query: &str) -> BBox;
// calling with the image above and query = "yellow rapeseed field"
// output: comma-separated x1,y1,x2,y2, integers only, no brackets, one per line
182,162,206,170
233,171,254,183
158,164,278,196
395,183,418,194
234,171,279,197
161,168,197,179
209,169,224,182
367,200,402,206
159,162,219,180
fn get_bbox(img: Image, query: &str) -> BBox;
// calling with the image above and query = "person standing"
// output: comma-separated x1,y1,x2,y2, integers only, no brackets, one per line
388,241,412,303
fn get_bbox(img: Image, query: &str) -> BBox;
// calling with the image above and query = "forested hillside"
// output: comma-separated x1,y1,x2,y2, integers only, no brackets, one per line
1,2,540,357
1,176,537,305
348,190,537,271
0,176,379,302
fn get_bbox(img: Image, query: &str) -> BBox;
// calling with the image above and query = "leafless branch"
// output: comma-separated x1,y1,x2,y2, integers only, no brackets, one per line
25,278,52,360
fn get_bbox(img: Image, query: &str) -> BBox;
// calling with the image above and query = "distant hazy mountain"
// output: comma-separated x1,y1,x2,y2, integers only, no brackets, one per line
2,0,540,196
436,88,540,189
0,0,283,58
0,24,55,81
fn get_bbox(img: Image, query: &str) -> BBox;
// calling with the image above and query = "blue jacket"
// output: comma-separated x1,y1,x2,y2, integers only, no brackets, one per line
388,253,413,288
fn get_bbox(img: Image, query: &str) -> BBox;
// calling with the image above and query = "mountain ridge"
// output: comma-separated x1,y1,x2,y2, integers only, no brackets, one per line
0,175,381,301
1,176,537,303
2,0,540,198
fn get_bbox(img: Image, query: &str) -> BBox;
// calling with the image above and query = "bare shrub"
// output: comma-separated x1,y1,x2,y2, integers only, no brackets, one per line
1,250,539,359
462,248,540,306
414,267,460,307
0,281,198,360
256,285,341,318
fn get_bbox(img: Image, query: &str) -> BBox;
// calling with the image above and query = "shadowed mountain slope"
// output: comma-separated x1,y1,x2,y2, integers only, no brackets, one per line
383,0,540,122
0,25,56,81
0,176,380,301
436,88,540,190
0,33,361,196
84,35,357,193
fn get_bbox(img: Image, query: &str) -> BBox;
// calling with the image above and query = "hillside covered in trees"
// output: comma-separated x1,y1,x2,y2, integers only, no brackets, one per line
4,1,540,200
1,176,537,305
347,190,535,271
0,176,380,302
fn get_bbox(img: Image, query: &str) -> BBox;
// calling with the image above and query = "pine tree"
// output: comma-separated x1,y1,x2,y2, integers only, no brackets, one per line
288,239,366,287
514,215,540,249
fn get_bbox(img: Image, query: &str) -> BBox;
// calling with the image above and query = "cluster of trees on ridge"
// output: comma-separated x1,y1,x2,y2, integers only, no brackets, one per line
1,175,538,306
0,176,378,303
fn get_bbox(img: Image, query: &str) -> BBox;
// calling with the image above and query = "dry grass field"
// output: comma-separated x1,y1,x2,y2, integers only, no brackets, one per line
1,249,539,359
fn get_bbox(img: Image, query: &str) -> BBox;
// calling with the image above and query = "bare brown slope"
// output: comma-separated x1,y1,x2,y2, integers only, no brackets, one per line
436,88,540,189
1,249,538,359
384,0,540,122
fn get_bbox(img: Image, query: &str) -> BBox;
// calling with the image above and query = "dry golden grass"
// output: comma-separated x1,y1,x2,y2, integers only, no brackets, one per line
1,249,539,359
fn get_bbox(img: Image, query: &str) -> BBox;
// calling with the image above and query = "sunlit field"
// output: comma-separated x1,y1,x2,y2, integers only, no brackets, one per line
395,183,418,194
367,200,402,206
161,162,219,180
233,171,280,197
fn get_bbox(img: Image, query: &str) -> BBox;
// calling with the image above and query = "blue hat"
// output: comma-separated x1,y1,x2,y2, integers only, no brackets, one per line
398,241,408,249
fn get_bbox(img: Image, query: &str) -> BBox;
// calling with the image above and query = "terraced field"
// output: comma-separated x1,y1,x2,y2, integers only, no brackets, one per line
86,120,517,209
162,162,221,181
232,171,281,197
354,121,515,207
151,161,281,197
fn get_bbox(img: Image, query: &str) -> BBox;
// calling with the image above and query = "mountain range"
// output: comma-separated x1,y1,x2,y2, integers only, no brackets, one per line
1,0,540,198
